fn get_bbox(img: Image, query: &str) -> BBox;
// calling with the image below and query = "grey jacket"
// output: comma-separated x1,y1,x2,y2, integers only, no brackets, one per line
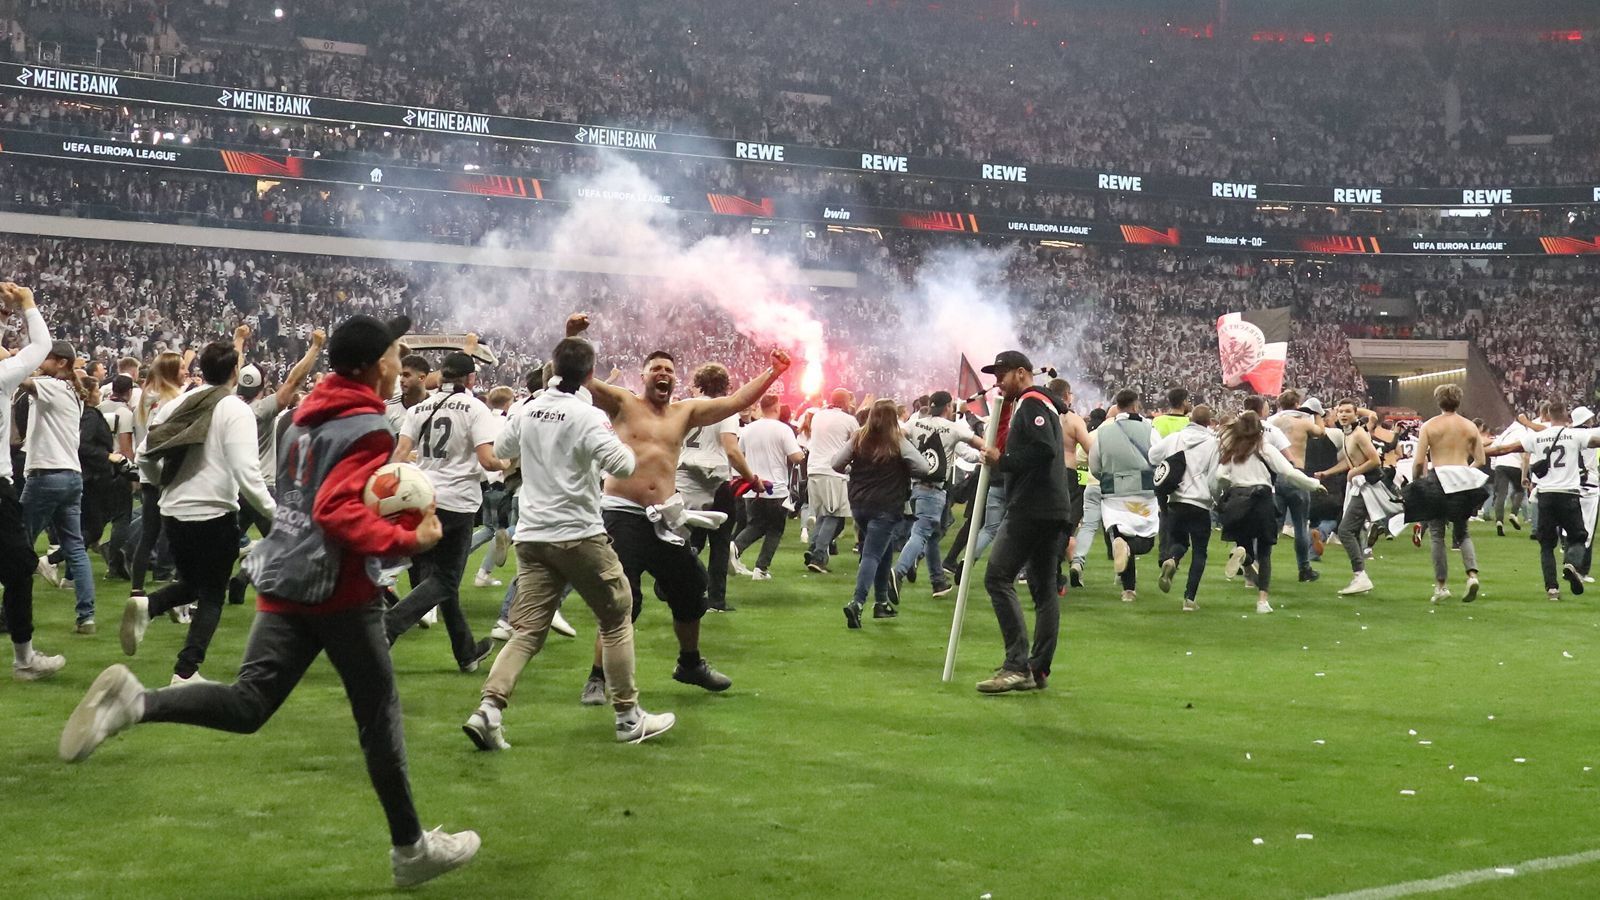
1090,414,1156,499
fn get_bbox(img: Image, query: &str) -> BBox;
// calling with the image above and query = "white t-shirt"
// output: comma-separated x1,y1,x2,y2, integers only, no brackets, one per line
904,414,977,486
1262,420,1291,453
23,377,82,472
1521,427,1599,494
740,418,801,499
0,307,50,480
680,414,739,479
807,407,858,478
248,394,282,486
402,386,498,514
100,398,135,443
1490,423,1529,469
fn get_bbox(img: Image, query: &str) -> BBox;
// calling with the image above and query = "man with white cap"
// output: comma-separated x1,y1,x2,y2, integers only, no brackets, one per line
1268,391,1326,584
227,330,325,605
0,282,66,678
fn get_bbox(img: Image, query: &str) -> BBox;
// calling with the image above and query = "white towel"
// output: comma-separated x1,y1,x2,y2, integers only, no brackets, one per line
1101,495,1160,538
1434,465,1489,495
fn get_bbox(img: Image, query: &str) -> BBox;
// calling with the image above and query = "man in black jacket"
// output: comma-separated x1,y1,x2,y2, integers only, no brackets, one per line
976,351,1073,695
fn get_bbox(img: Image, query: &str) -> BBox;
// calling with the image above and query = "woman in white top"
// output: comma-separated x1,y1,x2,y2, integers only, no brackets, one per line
128,351,186,599
1217,412,1325,614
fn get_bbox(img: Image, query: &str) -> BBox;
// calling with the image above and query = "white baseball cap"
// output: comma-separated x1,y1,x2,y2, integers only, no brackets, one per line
1300,397,1326,416
238,364,263,390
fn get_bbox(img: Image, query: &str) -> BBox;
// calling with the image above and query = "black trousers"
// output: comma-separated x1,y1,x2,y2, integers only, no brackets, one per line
129,483,165,592
0,478,37,644
1161,501,1212,601
733,496,788,571
1108,527,1156,590
147,515,242,678
688,480,736,606
141,602,423,847
985,516,1069,676
1538,492,1591,590
384,509,481,666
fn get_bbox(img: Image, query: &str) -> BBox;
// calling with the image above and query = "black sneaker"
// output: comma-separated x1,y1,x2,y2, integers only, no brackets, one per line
672,658,732,692
1496,522,1506,537
458,639,494,673
1031,668,1049,691
843,603,862,629
1565,563,1586,596
872,603,897,619
930,579,954,598
887,571,903,608
1069,564,1083,589
904,567,917,585
1298,568,1320,583
227,577,248,606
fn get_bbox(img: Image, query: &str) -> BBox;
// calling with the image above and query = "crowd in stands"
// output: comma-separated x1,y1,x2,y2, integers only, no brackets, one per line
4,231,1595,418
8,0,1600,188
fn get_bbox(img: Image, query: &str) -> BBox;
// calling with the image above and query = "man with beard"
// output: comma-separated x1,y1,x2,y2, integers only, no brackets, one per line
566,314,789,703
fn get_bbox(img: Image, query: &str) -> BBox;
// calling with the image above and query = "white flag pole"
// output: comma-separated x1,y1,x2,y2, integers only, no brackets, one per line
942,393,1006,683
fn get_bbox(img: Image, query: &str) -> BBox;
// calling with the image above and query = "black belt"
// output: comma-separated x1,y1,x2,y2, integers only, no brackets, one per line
26,468,75,475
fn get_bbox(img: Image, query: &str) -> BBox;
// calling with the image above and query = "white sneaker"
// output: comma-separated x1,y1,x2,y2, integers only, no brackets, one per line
420,607,438,629
120,595,150,656
799,526,809,544
1463,576,1480,603
59,664,145,762
550,610,577,638
1430,587,1450,605
36,556,63,588
490,619,513,642
13,651,65,681
391,826,481,888
1121,589,1136,603
729,544,752,576
238,540,256,560
169,671,210,686
1549,588,1563,602
472,571,503,588
170,603,193,625
1112,537,1131,575
491,530,511,569
1256,599,1274,614
463,706,510,751
616,707,676,744
1181,598,1198,612
751,568,772,582
1224,546,1246,580
1338,572,1375,596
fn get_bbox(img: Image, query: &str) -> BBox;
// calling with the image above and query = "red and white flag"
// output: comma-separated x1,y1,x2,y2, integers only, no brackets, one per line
957,354,988,417
1216,308,1290,396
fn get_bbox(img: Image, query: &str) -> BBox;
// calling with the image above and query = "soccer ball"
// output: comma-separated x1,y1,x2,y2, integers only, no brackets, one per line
364,462,435,522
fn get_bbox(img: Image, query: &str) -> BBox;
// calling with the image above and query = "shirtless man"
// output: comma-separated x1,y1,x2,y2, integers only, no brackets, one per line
1412,384,1486,603
567,314,790,701
1315,400,1384,596
1268,390,1327,583
1050,379,1093,567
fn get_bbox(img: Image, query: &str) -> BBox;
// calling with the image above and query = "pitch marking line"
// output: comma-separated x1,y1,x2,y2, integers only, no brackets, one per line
1314,848,1600,899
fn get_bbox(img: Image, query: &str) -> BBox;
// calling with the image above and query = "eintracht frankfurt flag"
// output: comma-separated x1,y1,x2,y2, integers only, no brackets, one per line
1217,308,1291,396
957,354,988,417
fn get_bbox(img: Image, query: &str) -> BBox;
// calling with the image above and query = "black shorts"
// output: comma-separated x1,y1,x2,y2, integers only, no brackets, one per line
603,507,708,623
1066,477,1085,528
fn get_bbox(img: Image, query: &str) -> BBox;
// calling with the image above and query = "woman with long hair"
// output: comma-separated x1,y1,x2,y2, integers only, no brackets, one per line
829,399,931,628
1216,411,1324,614
128,351,184,601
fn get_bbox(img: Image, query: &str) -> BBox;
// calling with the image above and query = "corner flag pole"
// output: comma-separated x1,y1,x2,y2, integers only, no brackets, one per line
942,393,1005,683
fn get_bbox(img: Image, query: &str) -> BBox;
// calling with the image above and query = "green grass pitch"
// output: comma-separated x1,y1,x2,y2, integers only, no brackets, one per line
5,523,1600,898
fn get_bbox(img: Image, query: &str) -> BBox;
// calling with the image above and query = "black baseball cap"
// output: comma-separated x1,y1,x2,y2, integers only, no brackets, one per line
328,315,410,376
47,340,76,360
441,351,476,380
980,350,1033,376
929,390,954,409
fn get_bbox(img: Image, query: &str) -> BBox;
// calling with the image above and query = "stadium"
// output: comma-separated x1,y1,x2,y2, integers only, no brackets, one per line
4,0,1600,895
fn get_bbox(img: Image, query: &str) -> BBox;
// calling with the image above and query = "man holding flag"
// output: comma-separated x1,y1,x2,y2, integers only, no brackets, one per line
974,351,1072,695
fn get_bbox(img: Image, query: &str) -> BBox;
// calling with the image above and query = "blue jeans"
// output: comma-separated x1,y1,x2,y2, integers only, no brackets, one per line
808,514,845,567
22,470,95,622
971,480,1009,562
851,512,899,608
894,485,948,582
1275,481,1313,572
1072,484,1103,567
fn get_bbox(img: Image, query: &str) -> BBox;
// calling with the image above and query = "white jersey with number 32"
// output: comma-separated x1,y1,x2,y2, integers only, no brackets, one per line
401,387,497,514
